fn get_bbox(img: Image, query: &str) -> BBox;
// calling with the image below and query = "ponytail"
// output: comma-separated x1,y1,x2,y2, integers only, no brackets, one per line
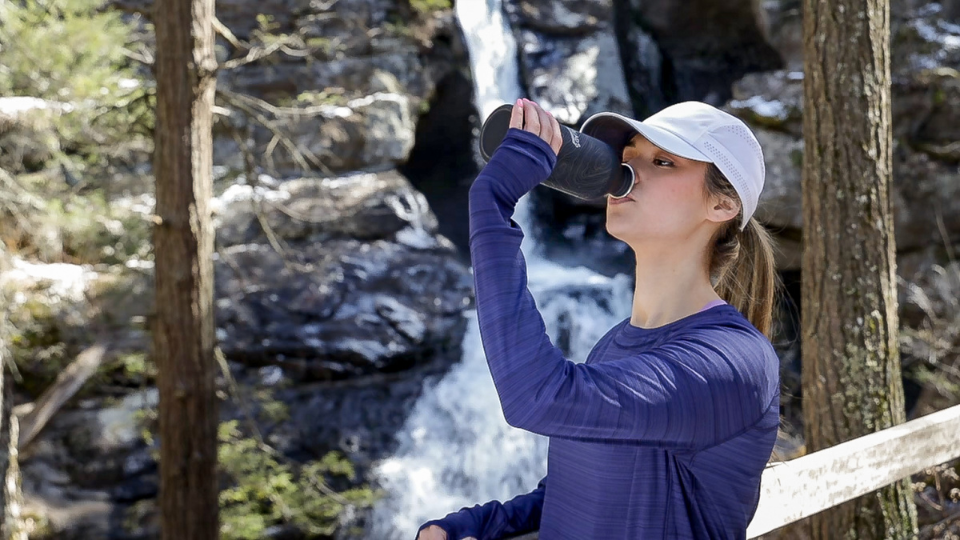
705,164,779,337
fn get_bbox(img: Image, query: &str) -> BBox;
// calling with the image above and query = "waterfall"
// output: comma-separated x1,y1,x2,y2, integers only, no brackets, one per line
364,1,635,537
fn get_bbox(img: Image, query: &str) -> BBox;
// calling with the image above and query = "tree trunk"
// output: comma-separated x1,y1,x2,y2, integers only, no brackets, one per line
800,0,918,538
0,245,24,540
152,0,219,537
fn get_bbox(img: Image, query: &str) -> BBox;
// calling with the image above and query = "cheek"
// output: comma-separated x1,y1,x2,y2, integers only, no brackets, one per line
607,178,705,238
639,181,703,221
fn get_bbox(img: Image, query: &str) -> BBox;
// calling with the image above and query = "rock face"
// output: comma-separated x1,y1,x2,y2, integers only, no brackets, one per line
19,390,159,540
506,0,633,125
619,0,783,106
13,169,473,539
213,170,474,380
13,0,960,537
725,1,960,269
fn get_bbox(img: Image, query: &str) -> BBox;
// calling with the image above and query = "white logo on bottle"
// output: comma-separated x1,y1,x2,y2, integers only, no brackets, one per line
570,131,581,148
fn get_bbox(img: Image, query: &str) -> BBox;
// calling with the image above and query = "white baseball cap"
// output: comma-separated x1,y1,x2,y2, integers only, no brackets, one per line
579,101,765,231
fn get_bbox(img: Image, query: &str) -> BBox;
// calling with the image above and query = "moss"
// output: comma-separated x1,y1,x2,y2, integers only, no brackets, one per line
7,297,71,396
92,351,157,391
217,419,381,539
410,0,452,14
44,192,153,266
128,388,380,539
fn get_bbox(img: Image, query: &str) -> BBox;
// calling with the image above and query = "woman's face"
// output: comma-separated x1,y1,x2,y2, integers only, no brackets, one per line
606,133,712,247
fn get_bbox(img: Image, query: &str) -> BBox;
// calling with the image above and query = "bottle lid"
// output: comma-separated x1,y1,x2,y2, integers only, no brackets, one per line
479,104,514,162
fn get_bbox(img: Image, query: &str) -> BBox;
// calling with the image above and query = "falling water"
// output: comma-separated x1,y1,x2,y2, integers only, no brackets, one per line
364,1,635,537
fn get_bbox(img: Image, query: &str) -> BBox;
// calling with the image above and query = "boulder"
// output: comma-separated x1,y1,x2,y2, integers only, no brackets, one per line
703,4,960,271
506,0,633,125
517,30,633,124
20,391,159,540
619,0,783,103
513,0,611,34
213,170,473,379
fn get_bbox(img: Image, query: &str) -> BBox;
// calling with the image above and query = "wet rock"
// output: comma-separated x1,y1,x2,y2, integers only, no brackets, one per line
729,71,804,136
716,5,960,269
202,0,468,175
752,127,803,233
528,189,636,278
513,0,611,35
20,391,159,540
611,0,667,117
892,146,960,252
215,170,438,246
399,69,481,260
517,30,633,124
507,0,633,125
619,0,783,104
213,170,472,380
235,91,418,175
215,239,471,379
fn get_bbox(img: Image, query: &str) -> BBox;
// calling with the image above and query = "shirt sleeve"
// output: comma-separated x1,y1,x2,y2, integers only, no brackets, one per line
415,476,547,540
468,129,765,448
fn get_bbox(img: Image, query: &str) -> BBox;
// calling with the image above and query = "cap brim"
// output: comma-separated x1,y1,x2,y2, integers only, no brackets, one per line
580,112,711,162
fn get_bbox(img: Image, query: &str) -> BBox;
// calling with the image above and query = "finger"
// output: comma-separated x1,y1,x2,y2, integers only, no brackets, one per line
535,103,552,143
508,99,523,130
548,111,562,155
522,99,540,136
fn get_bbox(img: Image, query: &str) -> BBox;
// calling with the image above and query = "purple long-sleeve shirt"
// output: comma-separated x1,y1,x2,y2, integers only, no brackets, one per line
417,129,780,540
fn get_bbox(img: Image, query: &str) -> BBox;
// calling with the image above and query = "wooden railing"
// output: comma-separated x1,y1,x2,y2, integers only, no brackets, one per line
505,404,960,539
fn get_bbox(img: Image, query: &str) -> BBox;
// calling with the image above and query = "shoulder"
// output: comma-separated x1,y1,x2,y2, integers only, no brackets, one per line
658,312,780,404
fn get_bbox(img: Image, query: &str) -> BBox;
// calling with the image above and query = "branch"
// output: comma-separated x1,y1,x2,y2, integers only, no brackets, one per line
18,342,110,451
217,89,332,175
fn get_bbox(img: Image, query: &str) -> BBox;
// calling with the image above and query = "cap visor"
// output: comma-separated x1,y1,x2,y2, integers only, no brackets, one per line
580,112,710,162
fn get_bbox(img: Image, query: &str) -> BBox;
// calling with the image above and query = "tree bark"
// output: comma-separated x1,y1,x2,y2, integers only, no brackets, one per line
152,0,219,537
0,245,24,540
800,0,918,538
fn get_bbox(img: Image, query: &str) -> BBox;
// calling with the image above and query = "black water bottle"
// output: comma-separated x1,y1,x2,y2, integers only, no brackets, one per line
479,103,635,200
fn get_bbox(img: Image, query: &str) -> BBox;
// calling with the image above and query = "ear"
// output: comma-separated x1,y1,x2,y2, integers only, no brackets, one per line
706,193,741,225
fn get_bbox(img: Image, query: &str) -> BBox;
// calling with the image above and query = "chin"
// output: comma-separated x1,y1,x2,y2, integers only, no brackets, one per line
605,221,639,245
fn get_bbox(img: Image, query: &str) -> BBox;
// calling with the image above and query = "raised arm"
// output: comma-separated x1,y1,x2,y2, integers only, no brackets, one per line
469,114,777,448
416,476,547,540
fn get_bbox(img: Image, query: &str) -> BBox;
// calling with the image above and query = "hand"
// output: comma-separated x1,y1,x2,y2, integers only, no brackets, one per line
417,525,447,540
416,525,476,540
509,98,563,156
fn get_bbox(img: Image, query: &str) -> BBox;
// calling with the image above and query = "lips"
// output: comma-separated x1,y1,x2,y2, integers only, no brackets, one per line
608,195,634,206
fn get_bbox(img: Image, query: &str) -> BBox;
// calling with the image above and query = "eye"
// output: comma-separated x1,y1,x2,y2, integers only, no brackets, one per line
653,158,674,168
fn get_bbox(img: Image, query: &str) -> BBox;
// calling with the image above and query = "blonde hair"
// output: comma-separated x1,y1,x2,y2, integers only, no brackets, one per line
704,164,779,337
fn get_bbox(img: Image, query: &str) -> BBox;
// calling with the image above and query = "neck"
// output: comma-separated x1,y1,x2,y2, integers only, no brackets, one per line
629,243,721,329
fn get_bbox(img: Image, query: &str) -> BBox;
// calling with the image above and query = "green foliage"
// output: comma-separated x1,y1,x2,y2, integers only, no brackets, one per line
253,389,291,423
218,420,380,539
5,295,68,396
0,0,153,165
410,0,451,14
42,191,153,265
293,90,347,107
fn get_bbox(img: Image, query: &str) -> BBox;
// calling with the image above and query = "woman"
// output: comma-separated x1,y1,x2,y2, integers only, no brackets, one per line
416,98,781,540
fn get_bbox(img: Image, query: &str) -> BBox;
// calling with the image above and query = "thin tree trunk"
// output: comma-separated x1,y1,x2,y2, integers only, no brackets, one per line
0,245,24,540
800,0,918,538
152,0,219,536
